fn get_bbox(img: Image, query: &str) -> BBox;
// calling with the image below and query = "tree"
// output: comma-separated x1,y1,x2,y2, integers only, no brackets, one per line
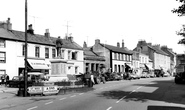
172,0,185,44
172,0,185,16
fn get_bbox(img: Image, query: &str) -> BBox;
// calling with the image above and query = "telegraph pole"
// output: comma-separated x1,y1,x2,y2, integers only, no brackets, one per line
24,0,28,97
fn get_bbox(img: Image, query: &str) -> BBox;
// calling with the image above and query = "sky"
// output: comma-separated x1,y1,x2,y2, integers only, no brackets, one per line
1,0,185,54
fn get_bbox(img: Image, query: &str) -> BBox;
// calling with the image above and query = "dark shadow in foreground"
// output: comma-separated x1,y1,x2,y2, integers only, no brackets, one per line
96,78,185,105
147,105,185,110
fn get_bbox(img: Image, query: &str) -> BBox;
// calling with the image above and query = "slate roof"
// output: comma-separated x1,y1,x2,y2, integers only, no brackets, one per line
0,28,83,50
147,45,169,56
83,47,105,61
100,43,133,54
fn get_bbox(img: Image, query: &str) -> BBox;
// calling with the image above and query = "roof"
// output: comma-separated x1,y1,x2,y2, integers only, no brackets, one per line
147,45,169,56
83,47,105,61
50,37,83,50
0,28,83,50
100,43,133,54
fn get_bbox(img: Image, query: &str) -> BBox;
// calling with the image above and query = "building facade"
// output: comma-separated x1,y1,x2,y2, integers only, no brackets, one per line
0,18,84,79
92,39,133,73
161,46,177,75
135,40,170,72
83,41,105,73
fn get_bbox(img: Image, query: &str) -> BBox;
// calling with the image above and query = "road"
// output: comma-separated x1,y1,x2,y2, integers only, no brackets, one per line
1,77,185,110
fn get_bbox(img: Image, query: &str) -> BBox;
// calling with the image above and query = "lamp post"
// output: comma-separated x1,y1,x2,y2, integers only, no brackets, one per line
24,0,28,97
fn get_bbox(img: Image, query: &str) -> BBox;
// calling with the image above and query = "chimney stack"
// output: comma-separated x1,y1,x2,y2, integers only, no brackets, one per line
83,41,87,48
45,29,50,37
27,24,34,35
7,18,12,30
95,39,100,44
117,42,120,48
122,40,124,48
0,18,12,30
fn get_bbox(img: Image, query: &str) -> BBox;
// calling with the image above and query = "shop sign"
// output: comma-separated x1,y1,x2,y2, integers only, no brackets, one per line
43,86,59,95
27,86,43,94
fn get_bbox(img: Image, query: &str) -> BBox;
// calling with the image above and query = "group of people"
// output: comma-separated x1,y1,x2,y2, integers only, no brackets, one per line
0,74,9,86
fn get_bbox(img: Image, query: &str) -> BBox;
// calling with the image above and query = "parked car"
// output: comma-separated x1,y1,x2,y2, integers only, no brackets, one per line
109,73,122,81
130,73,140,79
174,72,185,84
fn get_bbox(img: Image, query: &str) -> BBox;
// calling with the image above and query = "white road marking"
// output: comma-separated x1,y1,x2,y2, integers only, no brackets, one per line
27,106,38,110
70,95,76,98
129,90,136,94
137,86,142,89
79,93,84,95
116,96,126,103
59,97,66,100
107,106,112,110
45,101,53,105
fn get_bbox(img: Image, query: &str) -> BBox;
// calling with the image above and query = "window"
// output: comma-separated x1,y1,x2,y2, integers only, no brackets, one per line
52,49,56,58
123,54,125,61
68,51,71,60
72,51,78,60
35,47,40,58
0,52,6,63
0,70,5,75
0,39,5,48
114,65,117,72
22,45,25,56
114,53,117,60
45,48,49,58
75,66,78,74
61,50,65,59
118,54,120,60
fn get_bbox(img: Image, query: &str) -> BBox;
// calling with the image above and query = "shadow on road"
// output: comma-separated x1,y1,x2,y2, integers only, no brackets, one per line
96,78,185,105
147,105,185,110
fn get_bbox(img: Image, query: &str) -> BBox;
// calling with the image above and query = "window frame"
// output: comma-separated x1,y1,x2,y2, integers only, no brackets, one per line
35,46,40,58
45,47,49,58
0,39,5,48
0,52,6,63
52,48,56,58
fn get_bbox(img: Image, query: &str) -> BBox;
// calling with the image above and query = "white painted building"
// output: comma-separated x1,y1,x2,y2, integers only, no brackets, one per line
0,18,84,80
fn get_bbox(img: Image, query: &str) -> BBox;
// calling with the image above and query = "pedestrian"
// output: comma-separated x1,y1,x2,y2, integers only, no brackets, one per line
5,74,9,87
1,74,5,86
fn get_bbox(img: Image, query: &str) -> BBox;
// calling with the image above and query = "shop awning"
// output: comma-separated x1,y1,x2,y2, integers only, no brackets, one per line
145,64,153,70
27,59,51,70
125,63,133,69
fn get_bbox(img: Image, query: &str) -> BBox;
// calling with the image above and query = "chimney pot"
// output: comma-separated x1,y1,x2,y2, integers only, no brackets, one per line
117,42,120,48
122,39,124,48
45,29,50,37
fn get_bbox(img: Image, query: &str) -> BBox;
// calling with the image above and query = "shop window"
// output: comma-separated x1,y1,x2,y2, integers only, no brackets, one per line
114,65,117,72
35,46,40,58
0,39,5,48
45,48,49,58
52,49,56,58
0,52,6,63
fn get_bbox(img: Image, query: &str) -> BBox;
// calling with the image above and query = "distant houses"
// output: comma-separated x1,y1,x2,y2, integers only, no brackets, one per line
0,18,178,79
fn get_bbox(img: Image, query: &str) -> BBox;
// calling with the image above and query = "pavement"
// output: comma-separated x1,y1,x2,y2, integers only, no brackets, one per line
0,85,18,93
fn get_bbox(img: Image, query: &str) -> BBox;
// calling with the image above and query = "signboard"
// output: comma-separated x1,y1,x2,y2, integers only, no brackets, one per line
43,86,59,95
27,86,43,94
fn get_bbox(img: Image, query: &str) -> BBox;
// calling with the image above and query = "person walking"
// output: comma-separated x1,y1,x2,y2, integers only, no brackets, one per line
5,74,9,87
